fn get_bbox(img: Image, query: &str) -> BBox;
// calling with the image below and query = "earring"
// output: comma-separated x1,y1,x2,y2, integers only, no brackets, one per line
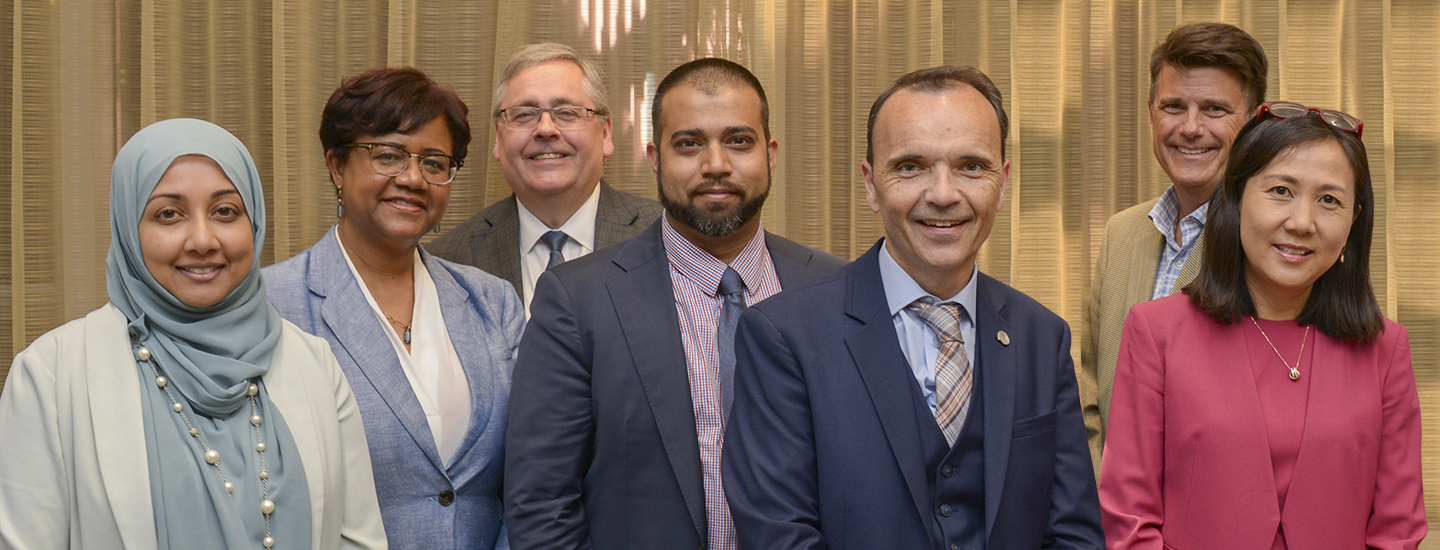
433,223,441,234
336,188,345,219
1340,251,1346,264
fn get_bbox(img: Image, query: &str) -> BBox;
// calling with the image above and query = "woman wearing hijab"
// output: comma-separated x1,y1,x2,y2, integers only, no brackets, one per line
1099,104,1426,548
264,68,522,550
0,118,386,550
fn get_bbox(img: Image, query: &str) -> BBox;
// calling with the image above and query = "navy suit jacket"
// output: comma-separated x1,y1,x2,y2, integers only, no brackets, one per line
504,219,847,550
722,241,1102,549
264,227,526,550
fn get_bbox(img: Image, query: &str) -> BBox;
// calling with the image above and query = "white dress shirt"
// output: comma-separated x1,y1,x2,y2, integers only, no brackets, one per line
877,240,979,412
516,184,601,316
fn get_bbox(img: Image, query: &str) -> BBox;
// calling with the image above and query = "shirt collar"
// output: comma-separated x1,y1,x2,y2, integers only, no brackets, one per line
1147,186,1210,240
878,239,978,321
660,213,770,297
517,183,601,254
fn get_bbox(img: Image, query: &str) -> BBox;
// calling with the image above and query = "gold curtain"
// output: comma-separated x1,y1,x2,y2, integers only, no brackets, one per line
2,0,1437,539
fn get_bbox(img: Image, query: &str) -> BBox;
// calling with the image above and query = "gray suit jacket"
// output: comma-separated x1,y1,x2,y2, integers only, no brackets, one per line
504,220,847,550
264,227,525,550
428,180,662,299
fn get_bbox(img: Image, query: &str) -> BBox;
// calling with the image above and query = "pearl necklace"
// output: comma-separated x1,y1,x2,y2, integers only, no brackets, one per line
136,344,278,549
1248,317,1309,381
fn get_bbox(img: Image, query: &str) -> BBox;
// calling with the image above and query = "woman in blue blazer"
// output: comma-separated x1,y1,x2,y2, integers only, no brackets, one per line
265,67,524,550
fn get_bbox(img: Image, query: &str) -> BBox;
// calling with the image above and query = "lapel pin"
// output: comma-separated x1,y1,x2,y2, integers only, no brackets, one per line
997,330,1010,346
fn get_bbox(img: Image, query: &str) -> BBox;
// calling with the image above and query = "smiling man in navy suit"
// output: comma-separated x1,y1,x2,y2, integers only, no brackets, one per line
722,66,1103,550
504,58,845,550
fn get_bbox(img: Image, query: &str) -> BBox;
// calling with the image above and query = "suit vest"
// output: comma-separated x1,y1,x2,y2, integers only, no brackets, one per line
910,350,986,550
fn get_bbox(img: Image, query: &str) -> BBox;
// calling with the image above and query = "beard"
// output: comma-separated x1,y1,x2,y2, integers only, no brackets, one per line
657,174,770,239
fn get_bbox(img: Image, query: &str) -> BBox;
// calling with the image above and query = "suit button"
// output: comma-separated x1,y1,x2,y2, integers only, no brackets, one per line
939,504,952,517
950,545,960,550
438,490,454,506
940,465,954,477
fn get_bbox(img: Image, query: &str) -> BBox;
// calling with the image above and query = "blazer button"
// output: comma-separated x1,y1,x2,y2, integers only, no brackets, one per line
438,490,455,506
950,545,961,550
940,465,954,477
939,504,952,517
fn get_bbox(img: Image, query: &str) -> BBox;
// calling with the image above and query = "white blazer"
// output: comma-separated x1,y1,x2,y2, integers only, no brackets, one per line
0,304,387,550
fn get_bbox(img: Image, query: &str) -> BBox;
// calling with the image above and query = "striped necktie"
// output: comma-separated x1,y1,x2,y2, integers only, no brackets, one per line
907,297,972,446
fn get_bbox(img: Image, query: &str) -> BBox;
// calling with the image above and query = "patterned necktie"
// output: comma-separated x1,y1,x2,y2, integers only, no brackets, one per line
540,230,568,270
716,267,747,420
907,297,973,446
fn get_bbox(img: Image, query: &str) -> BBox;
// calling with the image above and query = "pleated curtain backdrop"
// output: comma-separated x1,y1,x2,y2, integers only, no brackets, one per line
2,0,1438,539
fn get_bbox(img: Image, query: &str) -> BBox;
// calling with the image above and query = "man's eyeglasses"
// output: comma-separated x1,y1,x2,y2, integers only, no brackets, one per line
1255,102,1364,139
496,106,603,130
342,143,462,185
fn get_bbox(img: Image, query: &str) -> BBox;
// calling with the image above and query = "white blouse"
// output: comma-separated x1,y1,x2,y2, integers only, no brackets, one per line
337,235,471,465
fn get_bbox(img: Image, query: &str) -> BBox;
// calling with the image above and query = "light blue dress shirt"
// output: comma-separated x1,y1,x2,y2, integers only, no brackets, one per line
1147,186,1209,300
877,241,978,412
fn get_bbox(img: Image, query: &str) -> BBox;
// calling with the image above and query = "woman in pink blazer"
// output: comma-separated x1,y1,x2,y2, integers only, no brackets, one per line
1099,103,1426,549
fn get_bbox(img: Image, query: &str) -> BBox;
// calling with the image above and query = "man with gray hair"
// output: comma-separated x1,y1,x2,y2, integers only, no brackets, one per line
430,43,661,315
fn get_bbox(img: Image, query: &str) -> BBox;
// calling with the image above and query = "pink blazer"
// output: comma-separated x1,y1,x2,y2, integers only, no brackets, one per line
1098,295,1425,550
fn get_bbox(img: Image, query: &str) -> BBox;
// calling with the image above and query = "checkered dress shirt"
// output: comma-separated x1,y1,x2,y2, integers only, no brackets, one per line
1148,187,1209,300
661,219,781,550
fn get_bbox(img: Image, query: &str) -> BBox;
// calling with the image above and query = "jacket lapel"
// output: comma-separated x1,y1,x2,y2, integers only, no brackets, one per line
1212,320,1283,527
422,250,498,480
88,305,159,550
474,197,523,294
1172,232,1205,293
605,222,708,541
841,244,933,529
259,327,328,550
973,275,1018,537
310,230,445,472
1277,332,1349,547
1124,230,1163,305
594,180,645,250
765,231,816,288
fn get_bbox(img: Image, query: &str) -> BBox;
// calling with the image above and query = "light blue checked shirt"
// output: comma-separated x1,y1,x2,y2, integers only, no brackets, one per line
1148,187,1209,300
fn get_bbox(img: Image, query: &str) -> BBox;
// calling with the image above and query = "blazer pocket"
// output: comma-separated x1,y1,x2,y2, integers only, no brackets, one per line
1011,409,1057,439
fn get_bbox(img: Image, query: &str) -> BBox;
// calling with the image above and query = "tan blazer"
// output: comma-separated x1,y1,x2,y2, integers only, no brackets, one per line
1080,198,1204,475
0,304,387,550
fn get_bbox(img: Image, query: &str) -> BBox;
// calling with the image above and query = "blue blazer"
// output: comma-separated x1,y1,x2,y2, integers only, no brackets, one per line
504,220,847,550
722,241,1103,549
264,227,525,550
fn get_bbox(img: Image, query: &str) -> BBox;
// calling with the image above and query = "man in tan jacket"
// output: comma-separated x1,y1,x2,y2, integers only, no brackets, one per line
1082,22,1268,474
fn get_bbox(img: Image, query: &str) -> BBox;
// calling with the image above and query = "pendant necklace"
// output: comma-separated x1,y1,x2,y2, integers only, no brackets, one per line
136,344,279,548
1249,316,1310,381
383,312,412,344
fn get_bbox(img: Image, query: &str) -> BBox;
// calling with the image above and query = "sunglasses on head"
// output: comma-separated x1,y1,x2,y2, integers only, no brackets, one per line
1254,101,1363,139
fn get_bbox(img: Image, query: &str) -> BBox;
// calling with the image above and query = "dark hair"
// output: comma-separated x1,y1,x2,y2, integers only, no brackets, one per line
319,67,471,163
651,58,770,141
1184,112,1380,342
866,66,1008,164
1149,22,1268,111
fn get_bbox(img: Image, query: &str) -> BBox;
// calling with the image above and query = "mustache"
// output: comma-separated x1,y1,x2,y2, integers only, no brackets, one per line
690,179,745,196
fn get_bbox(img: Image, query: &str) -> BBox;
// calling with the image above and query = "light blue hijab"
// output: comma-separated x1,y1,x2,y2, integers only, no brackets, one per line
106,118,311,550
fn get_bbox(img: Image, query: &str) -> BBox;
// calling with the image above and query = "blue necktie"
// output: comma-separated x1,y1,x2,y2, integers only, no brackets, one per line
716,267,747,420
540,230,568,270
